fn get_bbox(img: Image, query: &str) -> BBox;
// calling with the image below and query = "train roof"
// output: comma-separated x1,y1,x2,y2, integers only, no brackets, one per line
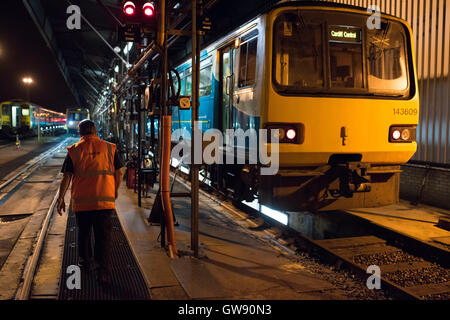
66,108,90,112
267,0,401,20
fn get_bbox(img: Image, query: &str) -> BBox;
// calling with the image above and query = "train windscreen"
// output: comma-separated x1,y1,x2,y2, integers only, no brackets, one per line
272,10,411,97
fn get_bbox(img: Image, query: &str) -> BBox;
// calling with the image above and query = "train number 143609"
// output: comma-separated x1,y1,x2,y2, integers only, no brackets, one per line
393,108,418,116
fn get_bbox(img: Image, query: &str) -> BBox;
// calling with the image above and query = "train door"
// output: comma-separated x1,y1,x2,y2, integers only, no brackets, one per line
11,105,21,128
219,44,236,138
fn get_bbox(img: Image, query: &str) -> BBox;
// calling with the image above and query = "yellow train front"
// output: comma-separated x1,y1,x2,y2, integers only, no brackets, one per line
66,108,90,135
258,3,419,211
0,100,66,139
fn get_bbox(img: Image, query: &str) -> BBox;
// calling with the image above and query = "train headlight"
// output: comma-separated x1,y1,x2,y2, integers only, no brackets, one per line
69,121,74,126
392,129,401,140
389,126,416,143
286,129,296,141
401,129,411,141
272,128,285,140
265,123,304,144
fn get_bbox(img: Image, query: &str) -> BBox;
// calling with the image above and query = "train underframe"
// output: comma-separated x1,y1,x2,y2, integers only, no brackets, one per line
206,160,400,212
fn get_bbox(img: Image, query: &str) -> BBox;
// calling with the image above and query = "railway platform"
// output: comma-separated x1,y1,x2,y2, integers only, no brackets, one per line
114,181,346,300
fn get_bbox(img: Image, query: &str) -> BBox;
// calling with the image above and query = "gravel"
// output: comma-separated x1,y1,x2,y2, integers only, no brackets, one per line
353,250,423,266
384,265,450,287
422,292,450,300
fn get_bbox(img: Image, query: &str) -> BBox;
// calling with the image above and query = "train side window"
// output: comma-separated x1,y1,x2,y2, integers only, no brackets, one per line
200,57,212,97
178,71,185,96
2,104,11,116
21,108,30,116
238,37,258,88
185,68,192,96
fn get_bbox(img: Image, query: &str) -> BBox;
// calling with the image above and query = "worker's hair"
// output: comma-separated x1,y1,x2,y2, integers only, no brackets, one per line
78,119,97,136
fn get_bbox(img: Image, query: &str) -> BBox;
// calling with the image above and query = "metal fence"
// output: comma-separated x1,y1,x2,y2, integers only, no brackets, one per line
317,0,450,164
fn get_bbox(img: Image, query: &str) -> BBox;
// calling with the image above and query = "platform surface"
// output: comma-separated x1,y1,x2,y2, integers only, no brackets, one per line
116,181,344,300
346,201,450,248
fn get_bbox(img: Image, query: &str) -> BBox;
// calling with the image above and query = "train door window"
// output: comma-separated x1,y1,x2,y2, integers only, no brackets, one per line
329,26,364,89
273,12,324,90
199,57,212,97
366,21,408,94
238,31,258,88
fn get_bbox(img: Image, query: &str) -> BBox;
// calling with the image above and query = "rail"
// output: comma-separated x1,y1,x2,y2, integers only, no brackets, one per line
15,191,60,300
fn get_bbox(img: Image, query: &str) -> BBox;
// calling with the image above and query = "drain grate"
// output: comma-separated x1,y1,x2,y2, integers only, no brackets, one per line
58,206,151,300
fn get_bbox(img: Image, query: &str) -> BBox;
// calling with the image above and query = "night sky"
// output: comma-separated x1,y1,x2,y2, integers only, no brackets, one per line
0,0,77,113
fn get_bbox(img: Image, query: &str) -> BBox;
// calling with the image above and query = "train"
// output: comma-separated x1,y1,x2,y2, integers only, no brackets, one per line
168,1,419,212
66,108,90,135
0,99,66,139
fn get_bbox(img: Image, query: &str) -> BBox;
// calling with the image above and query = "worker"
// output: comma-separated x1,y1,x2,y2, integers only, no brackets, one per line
57,119,124,284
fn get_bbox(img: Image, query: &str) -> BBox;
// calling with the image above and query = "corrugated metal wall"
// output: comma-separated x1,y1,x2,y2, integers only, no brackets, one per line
316,0,450,164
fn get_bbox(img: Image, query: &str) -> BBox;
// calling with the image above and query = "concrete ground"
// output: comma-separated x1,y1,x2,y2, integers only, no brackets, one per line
115,180,350,300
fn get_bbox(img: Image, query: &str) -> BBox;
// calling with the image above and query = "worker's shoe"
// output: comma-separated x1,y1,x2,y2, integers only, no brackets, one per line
78,258,96,271
77,258,90,269
97,269,111,285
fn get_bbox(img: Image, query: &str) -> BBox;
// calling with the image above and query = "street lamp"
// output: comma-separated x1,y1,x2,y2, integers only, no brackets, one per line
22,77,34,101
22,77,39,142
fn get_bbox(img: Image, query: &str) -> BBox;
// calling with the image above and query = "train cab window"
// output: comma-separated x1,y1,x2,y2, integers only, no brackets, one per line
272,10,412,98
367,21,408,93
238,32,258,88
329,26,364,89
273,12,324,91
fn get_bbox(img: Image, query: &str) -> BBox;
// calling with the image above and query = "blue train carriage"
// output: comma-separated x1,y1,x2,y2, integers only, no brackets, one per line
170,1,419,212
0,100,66,139
66,108,90,135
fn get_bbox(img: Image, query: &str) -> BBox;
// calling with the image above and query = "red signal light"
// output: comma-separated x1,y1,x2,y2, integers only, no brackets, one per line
123,1,136,15
143,2,154,17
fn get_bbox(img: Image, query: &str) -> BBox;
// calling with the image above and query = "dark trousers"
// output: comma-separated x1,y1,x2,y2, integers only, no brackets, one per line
75,210,113,273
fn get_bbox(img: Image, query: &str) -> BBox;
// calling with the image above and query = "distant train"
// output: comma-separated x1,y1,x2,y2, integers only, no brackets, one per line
170,1,419,211
0,99,66,139
66,108,90,135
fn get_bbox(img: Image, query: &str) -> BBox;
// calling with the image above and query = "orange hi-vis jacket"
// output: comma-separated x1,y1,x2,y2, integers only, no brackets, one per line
67,134,116,212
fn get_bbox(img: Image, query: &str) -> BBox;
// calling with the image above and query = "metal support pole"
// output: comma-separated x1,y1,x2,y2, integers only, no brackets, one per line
137,89,143,207
37,107,41,143
190,0,200,257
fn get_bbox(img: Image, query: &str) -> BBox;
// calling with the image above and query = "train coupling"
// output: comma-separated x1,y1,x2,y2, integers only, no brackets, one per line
329,163,371,198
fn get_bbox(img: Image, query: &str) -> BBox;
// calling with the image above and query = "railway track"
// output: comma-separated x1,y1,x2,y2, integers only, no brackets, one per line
0,137,75,300
0,137,71,199
171,165,450,300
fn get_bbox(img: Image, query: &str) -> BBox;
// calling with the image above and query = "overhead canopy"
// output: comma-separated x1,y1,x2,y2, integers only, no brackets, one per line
23,0,280,110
